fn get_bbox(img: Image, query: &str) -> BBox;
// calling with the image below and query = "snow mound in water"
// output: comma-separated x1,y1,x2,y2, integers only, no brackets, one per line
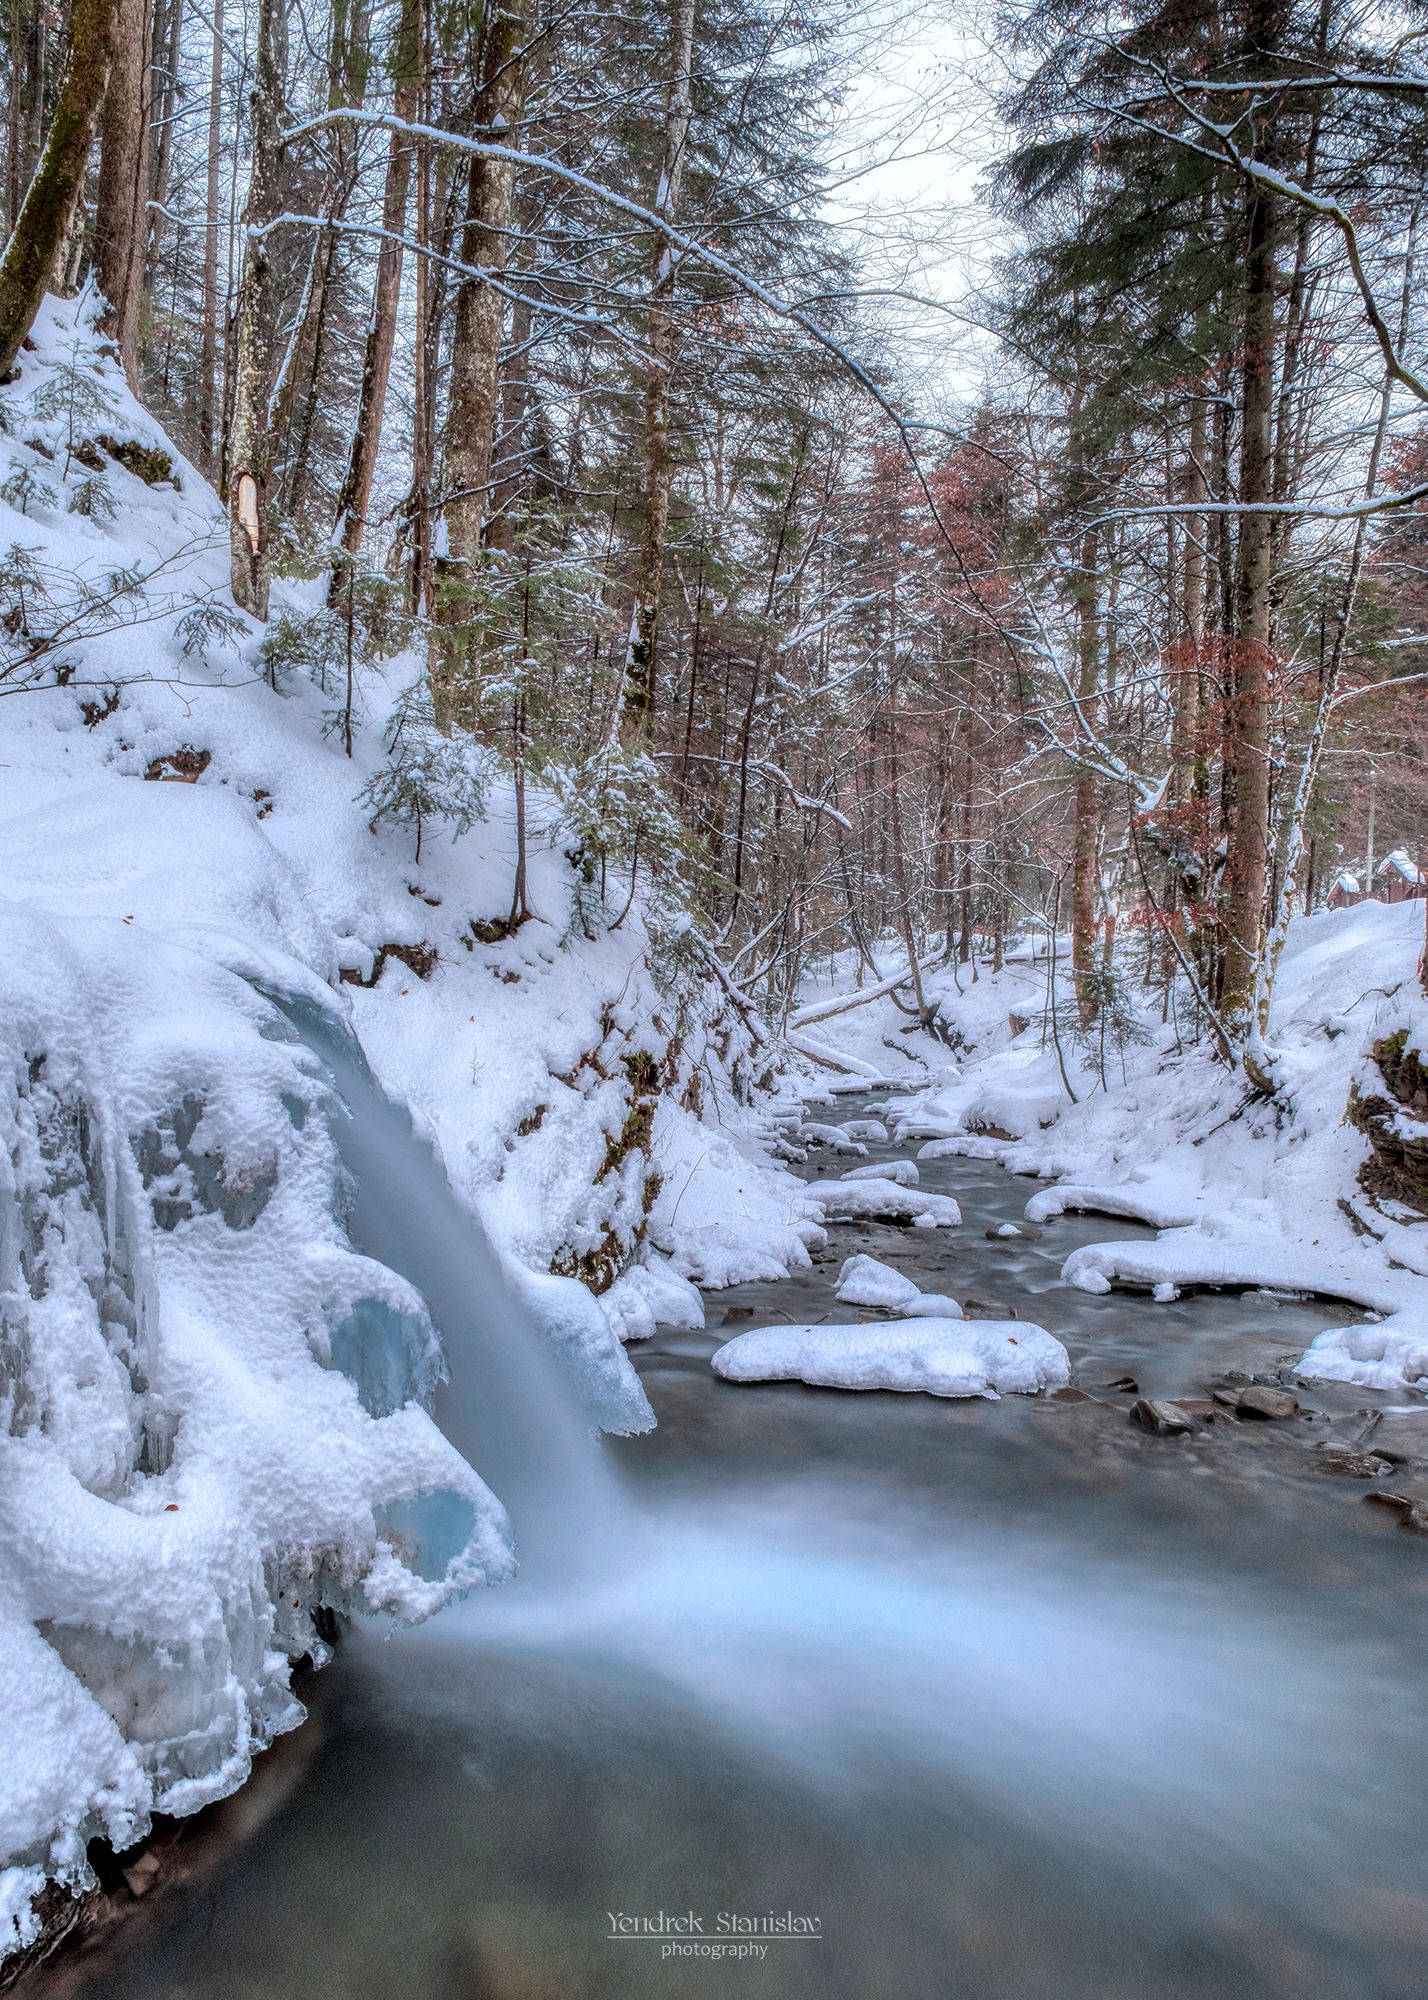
1295,1316,1428,1393
710,1319,1069,1397
835,1253,922,1309
809,1179,961,1227
842,1157,918,1186
833,1254,961,1319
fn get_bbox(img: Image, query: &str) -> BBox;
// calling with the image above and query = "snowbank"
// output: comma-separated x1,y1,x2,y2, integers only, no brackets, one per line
710,1318,1070,1397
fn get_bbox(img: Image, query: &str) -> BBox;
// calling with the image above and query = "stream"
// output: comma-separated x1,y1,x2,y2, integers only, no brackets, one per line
53,1097,1428,2000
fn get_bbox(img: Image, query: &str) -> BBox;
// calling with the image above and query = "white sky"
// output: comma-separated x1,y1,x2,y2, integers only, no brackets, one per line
822,0,1011,402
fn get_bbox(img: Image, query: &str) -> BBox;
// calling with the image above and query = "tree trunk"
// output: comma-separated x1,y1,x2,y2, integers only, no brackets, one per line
93,0,152,385
409,109,434,613
329,0,421,590
1070,518,1100,1022
225,0,285,618
6,0,24,236
618,0,695,744
433,0,529,733
143,0,184,288
1174,391,1207,808
1222,170,1278,1037
197,0,223,477
0,0,123,378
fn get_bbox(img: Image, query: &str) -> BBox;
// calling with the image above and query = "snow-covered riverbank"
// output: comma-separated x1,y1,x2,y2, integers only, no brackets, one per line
791,906,1428,1395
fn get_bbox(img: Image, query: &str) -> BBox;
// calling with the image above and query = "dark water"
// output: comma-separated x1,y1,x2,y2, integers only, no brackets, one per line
62,1103,1428,2000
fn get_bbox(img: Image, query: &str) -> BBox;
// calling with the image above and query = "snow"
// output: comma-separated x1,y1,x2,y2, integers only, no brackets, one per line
710,1318,1070,1398
798,1121,869,1156
918,1135,1010,1162
807,1179,962,1227
834,1254,962,1318
842,1158,918,1186
0,297,822,1948
788,905,1428,1395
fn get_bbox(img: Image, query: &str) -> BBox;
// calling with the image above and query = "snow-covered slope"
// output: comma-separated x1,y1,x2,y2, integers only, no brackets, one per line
797,907,1428,1392
0,295,820,1953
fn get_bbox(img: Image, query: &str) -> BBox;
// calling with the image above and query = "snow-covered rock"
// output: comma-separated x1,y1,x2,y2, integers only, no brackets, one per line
833,1254,962,1319
917,1135,1010,1162
834,1253,921,1309
798,1121,869,1156
808,1179,961,1227
842,1158,918,1186
710,1318,1070,1397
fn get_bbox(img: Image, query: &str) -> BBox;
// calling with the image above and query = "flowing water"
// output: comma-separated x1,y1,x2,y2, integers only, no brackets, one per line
60,1081,1428,2000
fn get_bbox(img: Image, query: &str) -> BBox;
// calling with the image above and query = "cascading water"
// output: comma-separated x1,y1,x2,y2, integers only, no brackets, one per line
270,988,636,1583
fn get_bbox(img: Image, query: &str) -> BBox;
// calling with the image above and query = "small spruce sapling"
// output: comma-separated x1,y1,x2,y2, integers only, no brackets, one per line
0,465,58,516
28,341,119,476
549,746,694,940
359,678,490,862
176,600,248,662
68,472,115,521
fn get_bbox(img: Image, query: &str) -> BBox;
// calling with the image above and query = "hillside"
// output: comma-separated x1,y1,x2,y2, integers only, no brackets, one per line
0,295,820,1954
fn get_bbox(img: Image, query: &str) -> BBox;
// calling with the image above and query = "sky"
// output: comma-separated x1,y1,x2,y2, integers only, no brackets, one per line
821,0,1011,401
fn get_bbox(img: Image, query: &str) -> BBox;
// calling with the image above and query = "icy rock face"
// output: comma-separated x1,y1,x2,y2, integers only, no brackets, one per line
0,912,511,1947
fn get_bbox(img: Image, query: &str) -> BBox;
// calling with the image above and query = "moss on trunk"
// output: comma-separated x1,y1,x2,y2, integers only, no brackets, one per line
0,0,124,378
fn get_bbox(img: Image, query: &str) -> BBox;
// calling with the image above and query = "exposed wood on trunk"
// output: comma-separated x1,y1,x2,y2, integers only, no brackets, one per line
225,0,286,617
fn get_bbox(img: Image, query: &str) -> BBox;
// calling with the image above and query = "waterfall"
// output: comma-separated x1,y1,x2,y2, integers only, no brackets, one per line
269,988,633,1584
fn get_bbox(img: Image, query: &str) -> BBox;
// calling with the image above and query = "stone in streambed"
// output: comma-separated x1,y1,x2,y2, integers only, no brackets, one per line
1236,1386,1300,1420
962,1296,1014,1320
1364,1491,1428,1534
1131,1398,1200,1436
1316,1451,1393,1478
